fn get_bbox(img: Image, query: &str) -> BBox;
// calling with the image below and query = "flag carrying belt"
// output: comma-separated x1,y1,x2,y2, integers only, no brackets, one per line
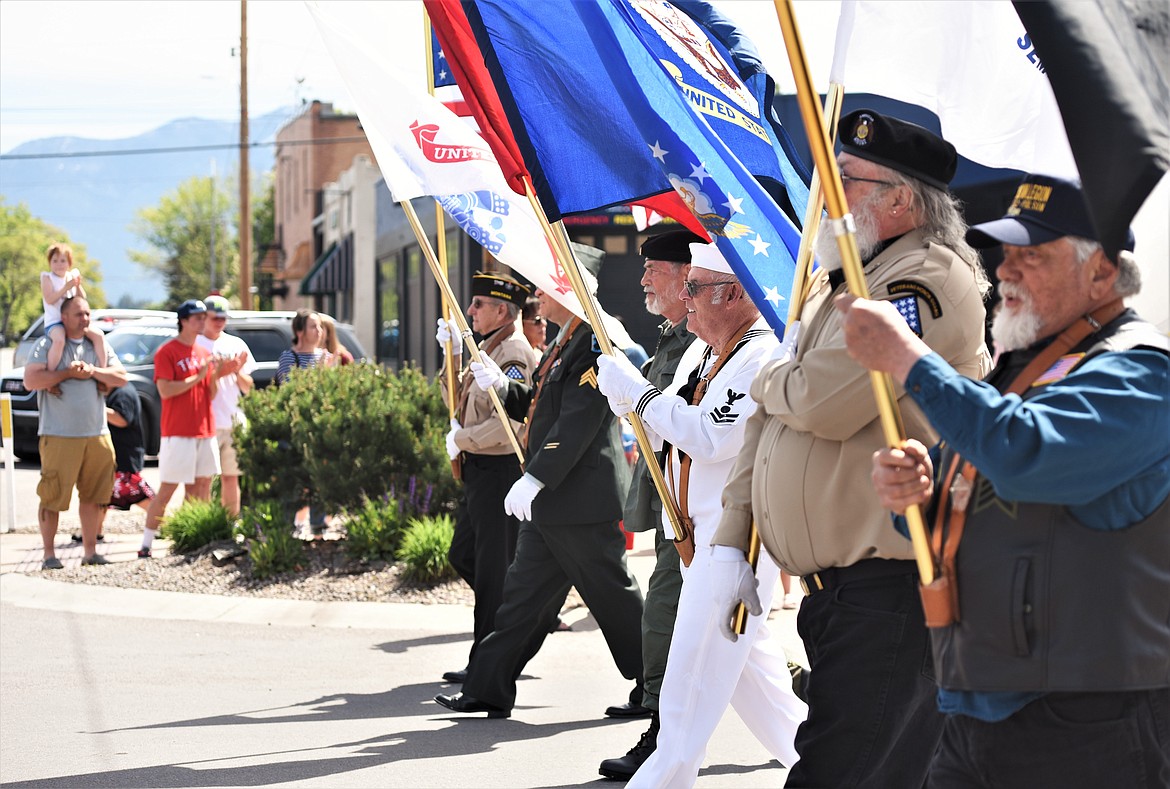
663,317,757,566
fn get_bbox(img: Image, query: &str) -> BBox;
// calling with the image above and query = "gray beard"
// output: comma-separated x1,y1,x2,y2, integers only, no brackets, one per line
814,194,885,271
991,305,1043,352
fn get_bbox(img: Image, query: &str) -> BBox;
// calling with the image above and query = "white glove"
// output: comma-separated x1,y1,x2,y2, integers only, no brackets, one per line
597,353,654,413
504,473,544,521
606,393,635,418
445,418,462,460
769,320,801,364
436,317,463,357
470,355,507,393
710,545,762,642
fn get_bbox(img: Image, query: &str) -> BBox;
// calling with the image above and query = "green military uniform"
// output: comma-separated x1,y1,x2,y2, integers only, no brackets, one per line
623,317,694,711
461,318,645,712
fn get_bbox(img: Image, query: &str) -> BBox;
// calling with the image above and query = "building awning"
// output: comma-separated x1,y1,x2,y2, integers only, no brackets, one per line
300,235,353,296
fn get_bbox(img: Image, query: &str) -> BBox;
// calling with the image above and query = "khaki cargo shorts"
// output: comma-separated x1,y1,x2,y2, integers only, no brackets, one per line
37,434,116,511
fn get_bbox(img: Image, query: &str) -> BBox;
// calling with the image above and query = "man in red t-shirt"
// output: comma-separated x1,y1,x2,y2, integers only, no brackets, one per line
139,299,242,558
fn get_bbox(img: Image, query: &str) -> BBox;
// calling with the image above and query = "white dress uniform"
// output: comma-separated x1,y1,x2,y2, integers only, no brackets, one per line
627,316,807,788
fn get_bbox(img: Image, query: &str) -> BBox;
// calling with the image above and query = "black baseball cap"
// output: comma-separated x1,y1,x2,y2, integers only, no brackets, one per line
640,230,707,264
177,299,207,320
966,174,1136,253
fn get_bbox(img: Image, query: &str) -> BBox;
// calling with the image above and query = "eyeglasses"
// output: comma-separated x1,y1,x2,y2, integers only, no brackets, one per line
683,279,735,298
470,297,499,310
841,174,896,188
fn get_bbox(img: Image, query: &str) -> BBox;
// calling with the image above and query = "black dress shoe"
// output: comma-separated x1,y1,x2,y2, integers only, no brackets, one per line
599,713,659,780
434,692,510,718
604,701,652,718
442,668,468,683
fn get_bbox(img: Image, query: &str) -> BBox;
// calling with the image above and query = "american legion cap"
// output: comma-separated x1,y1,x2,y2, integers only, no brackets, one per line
840,109,958,191
470,272,530,307
640,229,707,263
966,174,1136,253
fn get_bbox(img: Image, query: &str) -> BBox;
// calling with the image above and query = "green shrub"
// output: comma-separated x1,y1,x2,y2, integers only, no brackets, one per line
237,499,305,580
160,499,233,554
396,514,456,583
344,495,404,562
235,363,458,517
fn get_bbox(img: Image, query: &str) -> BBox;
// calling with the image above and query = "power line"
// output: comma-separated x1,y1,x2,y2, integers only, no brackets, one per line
0,136,368,162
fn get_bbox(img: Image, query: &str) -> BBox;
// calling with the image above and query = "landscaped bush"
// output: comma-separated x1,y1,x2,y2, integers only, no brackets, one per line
237,499,305,579
396,514,457,583
160,499,233,553
235,363,458,518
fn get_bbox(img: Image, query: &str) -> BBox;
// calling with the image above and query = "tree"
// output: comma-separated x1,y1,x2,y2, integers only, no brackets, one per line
0,198,105,345
251,176,276,311
130,175,239,306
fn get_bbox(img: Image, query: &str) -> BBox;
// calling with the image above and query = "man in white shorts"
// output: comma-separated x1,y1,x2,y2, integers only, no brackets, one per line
139,299,242,558
197,295,256,518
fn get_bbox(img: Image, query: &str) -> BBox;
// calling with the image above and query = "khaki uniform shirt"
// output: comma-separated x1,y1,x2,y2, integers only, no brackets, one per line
714,229,991,575
442,322,537,456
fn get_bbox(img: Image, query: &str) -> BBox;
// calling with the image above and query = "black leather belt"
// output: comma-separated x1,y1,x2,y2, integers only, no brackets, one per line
800,559,918,595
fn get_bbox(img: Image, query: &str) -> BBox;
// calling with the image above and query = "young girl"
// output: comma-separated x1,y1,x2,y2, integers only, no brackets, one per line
41,243,106,383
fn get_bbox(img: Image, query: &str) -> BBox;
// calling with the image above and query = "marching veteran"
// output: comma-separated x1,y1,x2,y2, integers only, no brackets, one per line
845,174,1169,788
436,272,538,685
435,245,644,720
598,242,807,786
712,109,991,787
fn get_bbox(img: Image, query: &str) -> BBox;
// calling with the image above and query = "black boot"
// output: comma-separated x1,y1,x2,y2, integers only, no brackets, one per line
599,712,659,781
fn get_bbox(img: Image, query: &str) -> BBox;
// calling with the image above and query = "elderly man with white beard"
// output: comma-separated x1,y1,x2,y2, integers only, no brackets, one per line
840,174,1169,788
710,109,992,788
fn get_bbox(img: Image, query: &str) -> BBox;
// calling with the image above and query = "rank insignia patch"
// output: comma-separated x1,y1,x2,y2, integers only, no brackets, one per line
709,389,747,425
579,368,599,389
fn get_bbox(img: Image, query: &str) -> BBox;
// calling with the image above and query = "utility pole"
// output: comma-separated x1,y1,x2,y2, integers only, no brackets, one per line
239,0,252,309
210,159,218,292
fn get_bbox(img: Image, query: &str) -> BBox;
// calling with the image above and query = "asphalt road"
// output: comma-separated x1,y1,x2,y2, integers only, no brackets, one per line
0,579,790,788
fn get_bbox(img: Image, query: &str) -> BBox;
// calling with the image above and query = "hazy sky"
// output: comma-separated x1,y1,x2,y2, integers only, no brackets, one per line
0,0,425,153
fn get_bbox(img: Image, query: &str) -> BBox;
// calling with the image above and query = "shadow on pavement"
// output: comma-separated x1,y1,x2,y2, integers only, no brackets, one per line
373,631,470,654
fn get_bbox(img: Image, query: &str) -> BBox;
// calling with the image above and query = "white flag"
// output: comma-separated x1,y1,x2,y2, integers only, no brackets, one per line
306,1,634,348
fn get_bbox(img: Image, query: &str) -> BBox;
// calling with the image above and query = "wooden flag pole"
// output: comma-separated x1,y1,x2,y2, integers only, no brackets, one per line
731,80,847,635
399,198,525,464
773,0,934,584
519,178,690,557
422,13,461,480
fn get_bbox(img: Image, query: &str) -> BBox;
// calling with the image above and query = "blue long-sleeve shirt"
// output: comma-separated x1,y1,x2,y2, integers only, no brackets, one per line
901,348,1170,721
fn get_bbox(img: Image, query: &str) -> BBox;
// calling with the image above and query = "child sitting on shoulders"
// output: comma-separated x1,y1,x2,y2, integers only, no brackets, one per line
41,242,107,394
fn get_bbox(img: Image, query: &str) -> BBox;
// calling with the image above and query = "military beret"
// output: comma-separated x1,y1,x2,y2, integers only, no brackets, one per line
639,229,707,264
840,109,957,191
966,173,1136,252
470,272,530,307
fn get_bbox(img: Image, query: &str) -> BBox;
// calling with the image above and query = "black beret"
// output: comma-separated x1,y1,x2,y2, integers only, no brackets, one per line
471,272,530,307
639,229,707,264
840,109,957,191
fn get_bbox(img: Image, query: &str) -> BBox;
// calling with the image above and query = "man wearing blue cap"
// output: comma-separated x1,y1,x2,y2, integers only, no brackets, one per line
840,174,1169,786
139,299,243,558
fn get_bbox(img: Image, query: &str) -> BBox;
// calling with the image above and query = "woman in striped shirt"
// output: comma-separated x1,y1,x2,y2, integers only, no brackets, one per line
276,309,332,385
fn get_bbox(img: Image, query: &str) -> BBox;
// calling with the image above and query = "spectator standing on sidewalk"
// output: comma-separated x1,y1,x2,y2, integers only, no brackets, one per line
196,295,256,518
318,313,354,366
23,296,127,568
140,299,239,558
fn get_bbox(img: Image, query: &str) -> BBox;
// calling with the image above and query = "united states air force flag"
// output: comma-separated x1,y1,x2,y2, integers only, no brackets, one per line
576,0,806,338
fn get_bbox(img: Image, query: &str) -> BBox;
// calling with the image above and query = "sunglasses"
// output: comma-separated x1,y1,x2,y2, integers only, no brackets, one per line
524,317,545,325
683,279,735,298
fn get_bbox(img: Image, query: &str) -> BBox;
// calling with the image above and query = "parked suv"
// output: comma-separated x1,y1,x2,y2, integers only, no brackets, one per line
12,308,175,368
1,311,366,461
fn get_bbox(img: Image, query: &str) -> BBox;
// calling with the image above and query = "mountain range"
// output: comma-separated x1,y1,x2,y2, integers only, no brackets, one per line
0,108,296,305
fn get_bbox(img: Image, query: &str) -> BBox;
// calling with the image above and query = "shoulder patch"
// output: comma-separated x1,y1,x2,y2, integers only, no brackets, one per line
887,280,942,319
590,335,602,354
890,296,924,337
708,388,748,425
503,364,526,381
1032,353,1085,387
